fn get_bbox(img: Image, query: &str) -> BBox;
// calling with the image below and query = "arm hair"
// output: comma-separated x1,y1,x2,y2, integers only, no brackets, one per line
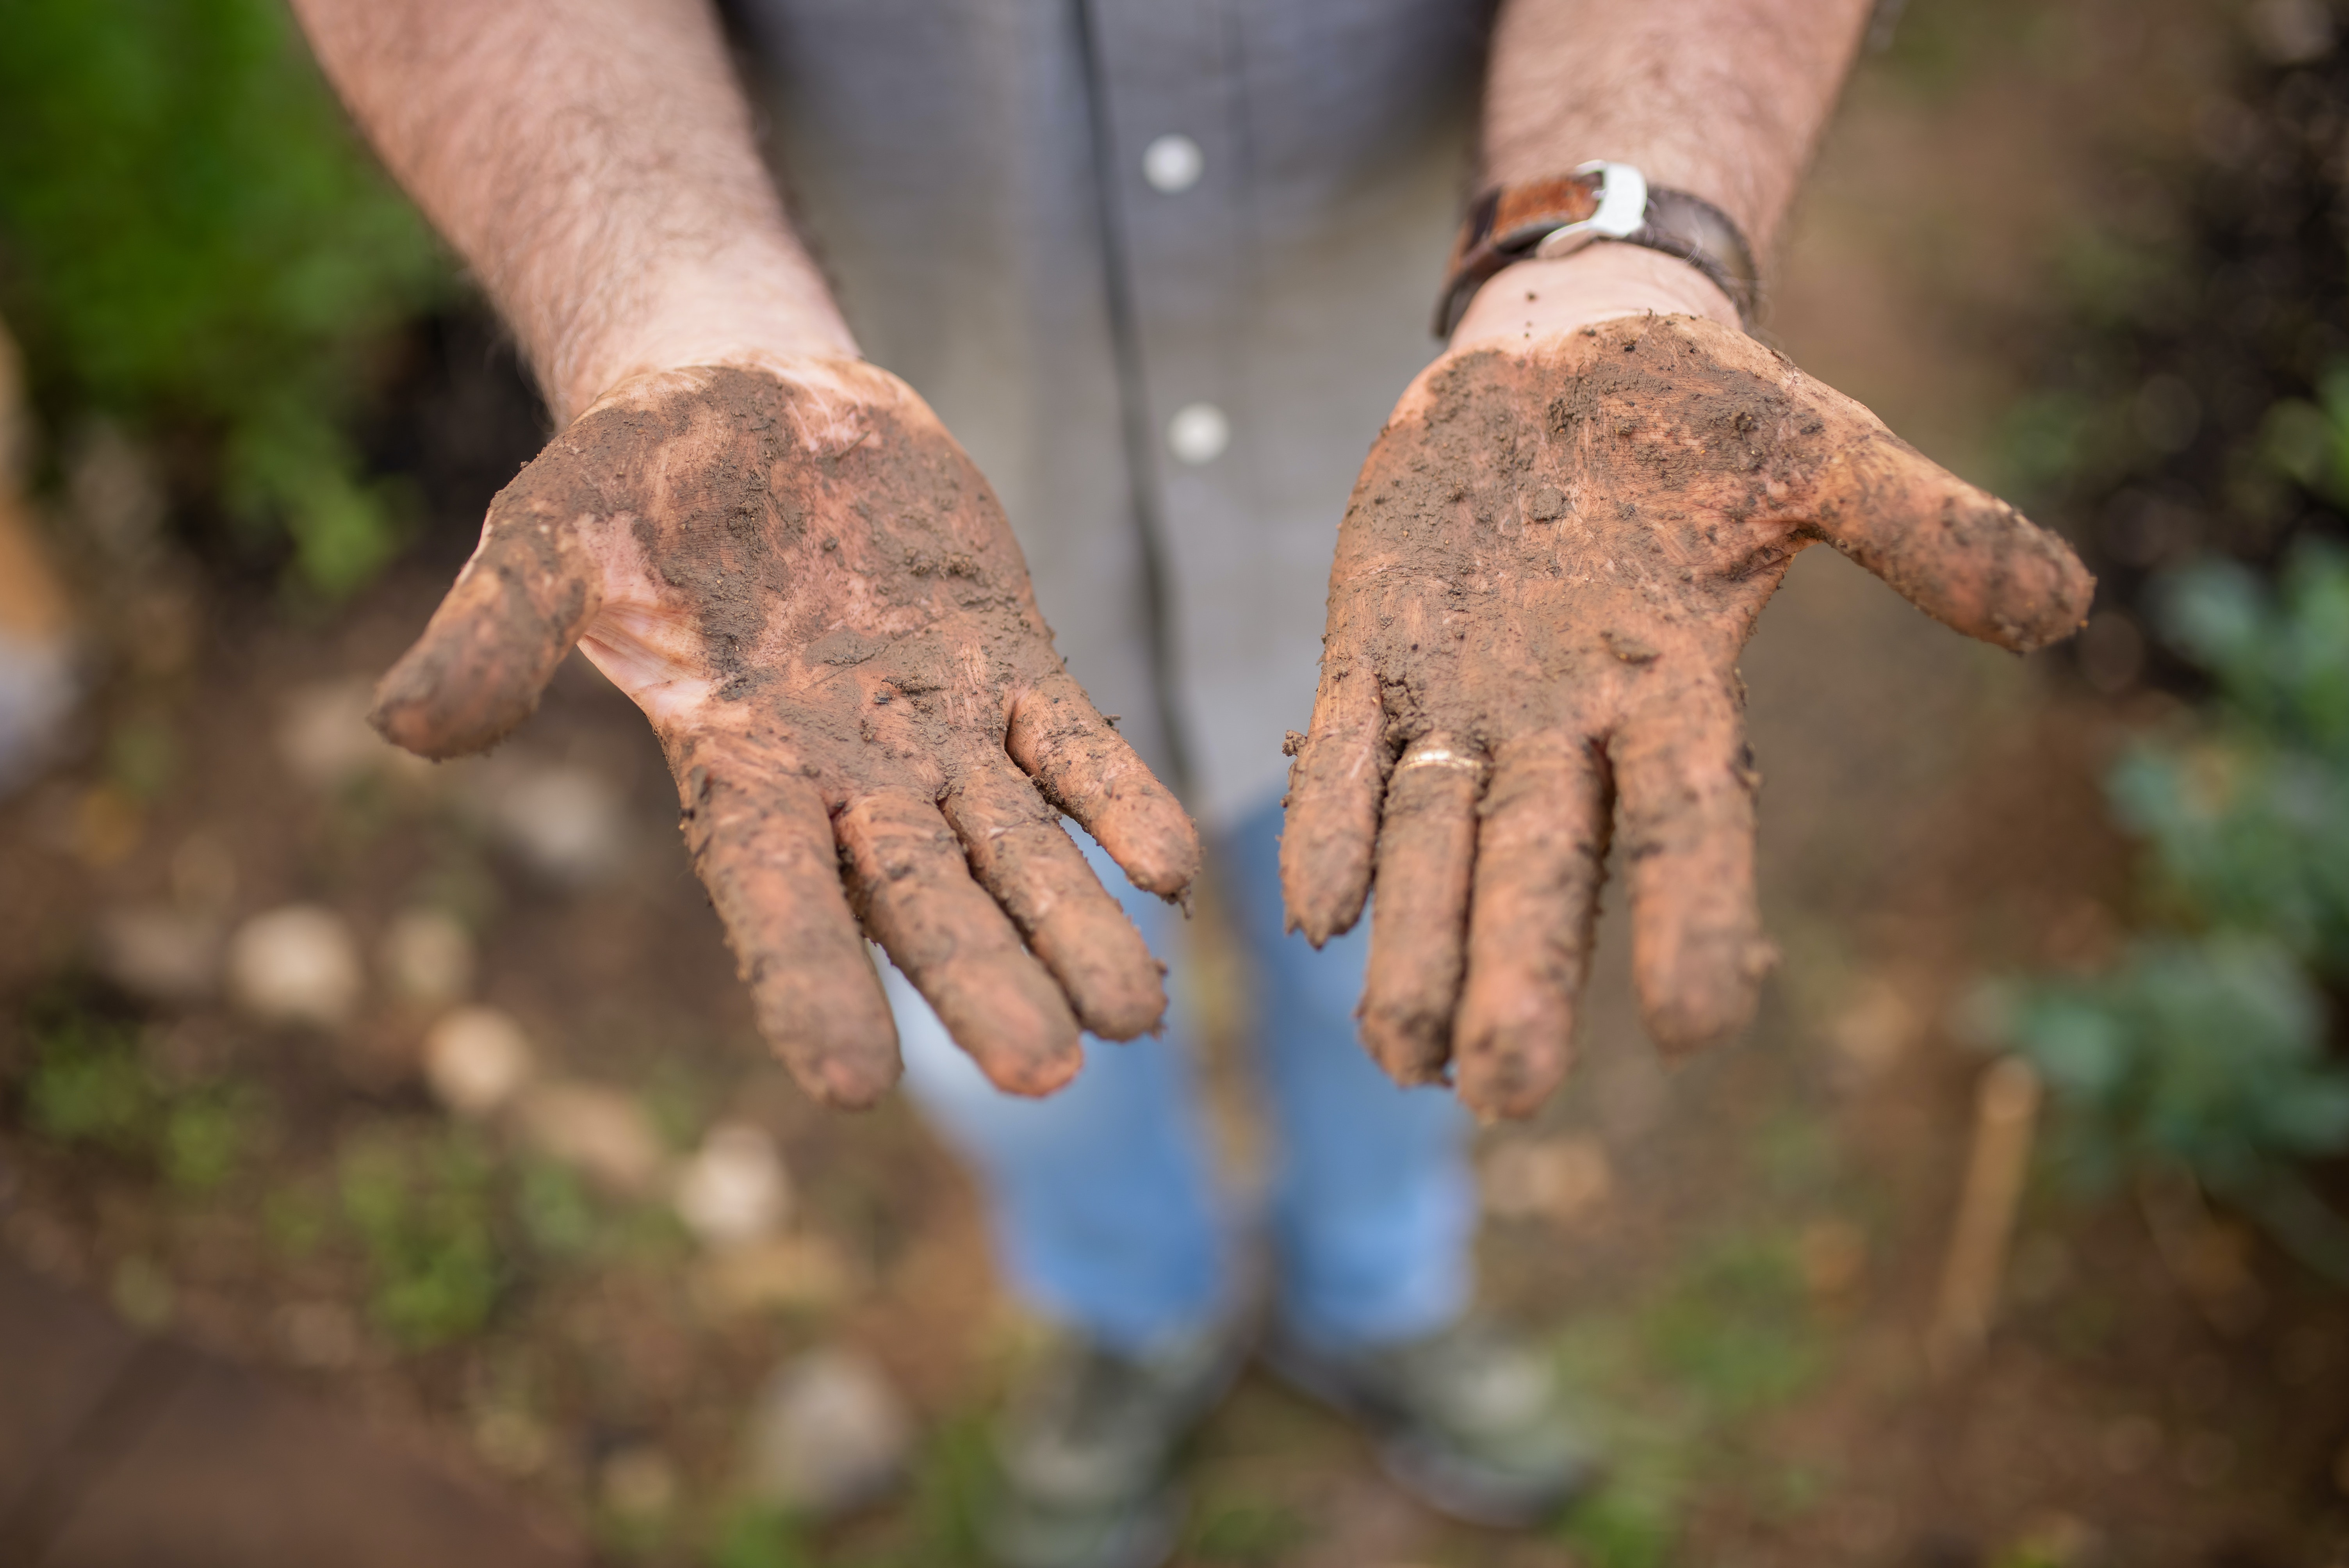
291,0,855,424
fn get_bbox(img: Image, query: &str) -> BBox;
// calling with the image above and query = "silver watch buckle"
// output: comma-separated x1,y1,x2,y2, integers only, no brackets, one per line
1531,161,1649,260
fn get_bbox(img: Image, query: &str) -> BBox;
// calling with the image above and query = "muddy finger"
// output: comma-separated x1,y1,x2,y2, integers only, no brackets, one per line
1611,677,1776,1058
1359,734,1484,1085
942,750,1167,1040
837,788,1084,1096
677,757,901,1109
371,468,606,759
1801,391,2094,654
1281,641,1387,947
1005,669,1199,901
1453,733,1611,1119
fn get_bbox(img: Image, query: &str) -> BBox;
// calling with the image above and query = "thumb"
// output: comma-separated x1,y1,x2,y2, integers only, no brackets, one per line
1800,390,2093,654
371,456,606,759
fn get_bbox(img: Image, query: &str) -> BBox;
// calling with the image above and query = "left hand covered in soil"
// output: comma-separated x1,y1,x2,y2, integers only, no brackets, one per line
1283,294,2092,1119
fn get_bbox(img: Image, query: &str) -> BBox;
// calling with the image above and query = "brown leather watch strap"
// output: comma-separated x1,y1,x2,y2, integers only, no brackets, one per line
1433,166,1761,338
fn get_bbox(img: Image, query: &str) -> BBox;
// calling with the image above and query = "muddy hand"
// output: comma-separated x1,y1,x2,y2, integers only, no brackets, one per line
1283,313,2091,1118
371,358,1200,1108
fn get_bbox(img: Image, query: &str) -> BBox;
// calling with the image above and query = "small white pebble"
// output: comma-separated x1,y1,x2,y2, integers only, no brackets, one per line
492,764,627,885
1481,1135,1613,1225
599,1445,679,1518
382,908,476,1006
93,905,221,1003
674,1121,791,1248
515,1080,666,1195
740,1348,912,1516
225,905,363,1029
422,1006,535,1117
274,679,388,790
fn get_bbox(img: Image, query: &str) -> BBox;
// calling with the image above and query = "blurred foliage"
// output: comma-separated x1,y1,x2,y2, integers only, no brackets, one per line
1640,1234,1823,1419
20,1011,266,1192
1552,1225,1835,1568
1998,547,2349,1279
1982,4,2349,1281
1985,14,2349,677
2262,364,2349,513
337,1127,506,1349
6,984,693,1356
1188,1501,1310,1565
2115,548,2349,952
709,1506,815,1568
2007,939,2347,1192
514,1156,602,1261
0,0,453,596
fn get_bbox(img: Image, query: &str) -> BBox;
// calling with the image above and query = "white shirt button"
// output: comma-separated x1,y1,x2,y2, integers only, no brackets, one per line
1142,134,1204,193
1166,402,1230,465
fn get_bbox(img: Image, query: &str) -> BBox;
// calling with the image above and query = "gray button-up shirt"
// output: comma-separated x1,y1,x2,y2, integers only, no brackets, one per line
736,0,1493,827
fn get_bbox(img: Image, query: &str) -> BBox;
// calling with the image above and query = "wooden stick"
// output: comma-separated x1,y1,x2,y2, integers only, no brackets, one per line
1928,1056,2042,1375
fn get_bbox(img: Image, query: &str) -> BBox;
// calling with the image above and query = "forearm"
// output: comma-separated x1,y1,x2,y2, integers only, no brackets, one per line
1481,0,1873,257
291,0,855,424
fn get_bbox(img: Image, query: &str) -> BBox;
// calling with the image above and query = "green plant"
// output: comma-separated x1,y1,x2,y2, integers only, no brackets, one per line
0,0,452,595
1189,1501,1309,1565
337,1128,504,1348
513,1156,601,1260
21,1011,262,1192
158,1084,264,1191
23,1015,152,1153
1640,1234,1824,1419
1996,545,2349,1279
707,1504,813,1568
2263,365,2349,512
2001,939,2349,1271
1562,1487,1679,1568
1547,1223,1835,1567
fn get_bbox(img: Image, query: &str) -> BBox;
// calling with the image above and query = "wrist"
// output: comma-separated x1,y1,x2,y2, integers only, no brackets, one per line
1447,242,1741,352
545,241,862,426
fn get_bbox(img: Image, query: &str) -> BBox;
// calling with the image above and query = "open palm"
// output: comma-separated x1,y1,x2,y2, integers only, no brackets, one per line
372,358,1199,1107
1283,314,2092,1117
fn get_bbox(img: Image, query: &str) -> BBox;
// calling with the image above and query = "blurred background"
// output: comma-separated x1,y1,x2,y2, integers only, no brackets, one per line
2,0,2348,1564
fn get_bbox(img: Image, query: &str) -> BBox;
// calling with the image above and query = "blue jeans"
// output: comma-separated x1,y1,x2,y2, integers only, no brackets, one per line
887,794,1474,1355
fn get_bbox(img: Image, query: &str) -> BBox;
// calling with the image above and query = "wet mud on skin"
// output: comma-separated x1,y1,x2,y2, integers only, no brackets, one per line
1283,314,2092,1119
370,362,1198,1108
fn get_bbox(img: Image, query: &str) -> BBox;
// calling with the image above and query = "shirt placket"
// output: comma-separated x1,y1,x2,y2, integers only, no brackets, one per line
1080,0,1251,781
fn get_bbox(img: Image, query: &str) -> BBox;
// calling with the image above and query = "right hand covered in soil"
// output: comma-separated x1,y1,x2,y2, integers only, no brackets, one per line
1283,309,2093,1119
371,357,1200,1108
